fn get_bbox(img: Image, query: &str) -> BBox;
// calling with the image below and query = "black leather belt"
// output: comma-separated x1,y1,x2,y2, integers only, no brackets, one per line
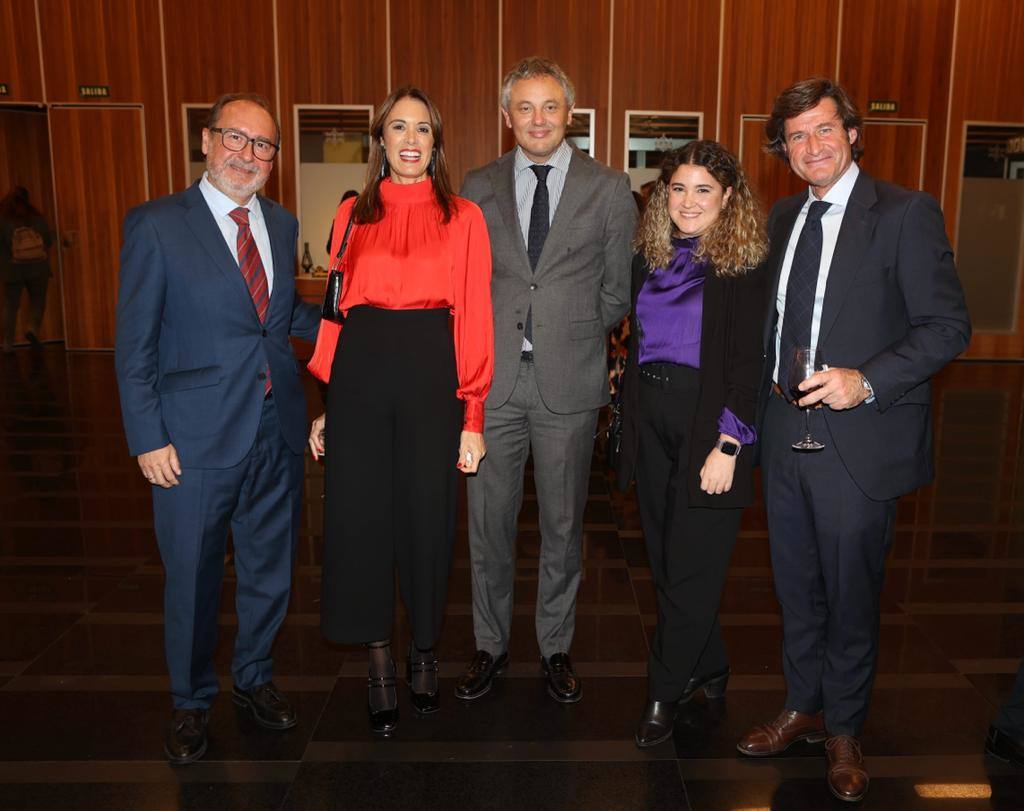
521,350,534,363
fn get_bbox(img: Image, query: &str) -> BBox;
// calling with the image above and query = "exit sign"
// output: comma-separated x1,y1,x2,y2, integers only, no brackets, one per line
79,85,110,98
868,100,898,113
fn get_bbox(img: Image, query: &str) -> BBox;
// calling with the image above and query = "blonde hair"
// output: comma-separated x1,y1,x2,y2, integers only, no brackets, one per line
634,140,767,276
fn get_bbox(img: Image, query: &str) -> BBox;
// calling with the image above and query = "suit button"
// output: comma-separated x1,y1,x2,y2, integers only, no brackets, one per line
261,329,267,337
529,283,537,290
257,372,266,380
516,322,523,330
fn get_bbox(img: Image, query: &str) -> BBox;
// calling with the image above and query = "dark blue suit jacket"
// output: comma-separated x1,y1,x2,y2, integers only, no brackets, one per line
115,183,320,469
758,169,971,501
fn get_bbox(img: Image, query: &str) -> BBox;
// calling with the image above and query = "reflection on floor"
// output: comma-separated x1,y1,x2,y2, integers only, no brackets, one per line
1,347,1023,809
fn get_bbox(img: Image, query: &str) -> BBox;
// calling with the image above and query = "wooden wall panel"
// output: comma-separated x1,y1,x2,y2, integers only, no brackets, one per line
859,121,925,191
390,0,499,188
501,0,612,163
36,0,170,197
50,107,148,349
0,107,63,344
839,0,955,197
276,0,389,214
738,116,804,210
719,0,840,201
945,0,1024,359
610,0,721,170
0,1,44,102
162,0,277,196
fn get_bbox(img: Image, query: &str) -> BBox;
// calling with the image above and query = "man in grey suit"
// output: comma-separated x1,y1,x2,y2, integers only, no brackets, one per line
456,57,636,704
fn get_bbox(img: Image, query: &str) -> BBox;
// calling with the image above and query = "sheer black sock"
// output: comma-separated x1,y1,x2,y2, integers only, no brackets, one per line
409,642,438,695
366,640,396,712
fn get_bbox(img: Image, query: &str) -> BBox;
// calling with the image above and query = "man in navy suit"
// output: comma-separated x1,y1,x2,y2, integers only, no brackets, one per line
736,79,970,802
115,93,320,764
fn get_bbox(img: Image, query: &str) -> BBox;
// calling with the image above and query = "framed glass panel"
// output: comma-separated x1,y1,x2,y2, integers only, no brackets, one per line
567,108,595,157
624,111,702,192
294,105,373,273
957,123,1024,332
182,104,211,187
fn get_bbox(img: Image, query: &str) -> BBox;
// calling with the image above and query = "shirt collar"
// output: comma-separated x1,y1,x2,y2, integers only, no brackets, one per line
806,161,859,209
514,139,573,176
199,172,260,221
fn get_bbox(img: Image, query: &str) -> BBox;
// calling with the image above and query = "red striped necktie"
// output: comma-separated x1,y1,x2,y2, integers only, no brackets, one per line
229,206,271,395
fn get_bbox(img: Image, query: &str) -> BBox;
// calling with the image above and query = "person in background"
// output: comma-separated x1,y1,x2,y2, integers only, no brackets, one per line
616,141,767,748
308,86,493,737
1,186,54,354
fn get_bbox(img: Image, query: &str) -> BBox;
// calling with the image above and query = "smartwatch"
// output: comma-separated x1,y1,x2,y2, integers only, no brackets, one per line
715,438,740,457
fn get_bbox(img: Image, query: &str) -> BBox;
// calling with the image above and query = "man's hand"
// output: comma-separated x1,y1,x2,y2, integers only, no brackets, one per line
797,367,869,410
138,444,182,488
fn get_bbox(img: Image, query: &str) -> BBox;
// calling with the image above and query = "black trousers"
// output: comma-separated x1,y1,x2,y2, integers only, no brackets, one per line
762,392,896,737
321,307,462,647
995,657,1024,737
635,366,743,701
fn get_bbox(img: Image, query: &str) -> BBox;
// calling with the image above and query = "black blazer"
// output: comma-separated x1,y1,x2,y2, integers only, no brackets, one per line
617,250,767,509
757,169,971,501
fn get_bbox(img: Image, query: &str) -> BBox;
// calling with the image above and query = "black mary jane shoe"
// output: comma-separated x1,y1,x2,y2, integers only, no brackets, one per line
406,651,441,715
680,667,730,703
634,699,678,748
367,672,399,736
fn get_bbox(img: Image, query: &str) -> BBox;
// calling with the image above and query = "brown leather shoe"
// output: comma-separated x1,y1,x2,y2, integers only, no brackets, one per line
826,735,869,802
736,708,827,756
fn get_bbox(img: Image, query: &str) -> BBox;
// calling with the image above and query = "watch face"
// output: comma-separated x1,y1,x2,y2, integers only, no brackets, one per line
718,440,739,456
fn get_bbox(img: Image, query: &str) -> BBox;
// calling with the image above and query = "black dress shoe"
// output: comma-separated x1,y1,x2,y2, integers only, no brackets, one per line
25,331,41,348
455,650,508,700
634,699,678,748
232,681,298,730
406,651,440,715
986,725,1024,768
680,667,730,703
164,708,209,765
368,672,399,736
542,652,582,704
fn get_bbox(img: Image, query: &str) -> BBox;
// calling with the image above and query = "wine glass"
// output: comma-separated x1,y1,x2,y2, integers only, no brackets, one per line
788,346,826,451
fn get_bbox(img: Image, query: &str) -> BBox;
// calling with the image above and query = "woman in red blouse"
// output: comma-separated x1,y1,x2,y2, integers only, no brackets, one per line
307,86,493,735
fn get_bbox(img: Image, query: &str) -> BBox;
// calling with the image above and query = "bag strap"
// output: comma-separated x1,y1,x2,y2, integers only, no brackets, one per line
329,204,357,269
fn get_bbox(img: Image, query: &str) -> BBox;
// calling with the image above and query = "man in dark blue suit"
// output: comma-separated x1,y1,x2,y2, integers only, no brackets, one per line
736,79,970,802
115,93,320,764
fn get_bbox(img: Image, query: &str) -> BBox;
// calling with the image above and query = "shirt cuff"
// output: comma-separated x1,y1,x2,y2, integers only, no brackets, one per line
463,398,485,433
718,407,757,445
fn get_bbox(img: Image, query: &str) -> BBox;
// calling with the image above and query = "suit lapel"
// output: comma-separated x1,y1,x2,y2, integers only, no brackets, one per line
536,148,592,274
817,171,879,346
182,184,254,311
491,153,532,278
259,195,290,321
762,195,804,352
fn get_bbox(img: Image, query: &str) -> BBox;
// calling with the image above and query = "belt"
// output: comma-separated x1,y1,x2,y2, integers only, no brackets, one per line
521,350,534,363
638,363,698,391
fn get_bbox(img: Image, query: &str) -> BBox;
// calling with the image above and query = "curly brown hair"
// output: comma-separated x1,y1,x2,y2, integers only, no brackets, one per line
633,141,767,276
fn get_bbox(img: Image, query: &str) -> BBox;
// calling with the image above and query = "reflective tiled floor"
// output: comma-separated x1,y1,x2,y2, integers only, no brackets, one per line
1,347,1023,809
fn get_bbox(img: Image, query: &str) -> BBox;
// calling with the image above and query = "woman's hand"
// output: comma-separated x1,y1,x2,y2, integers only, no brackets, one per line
699,435,738,495
457,430,486,474
309,413,326,460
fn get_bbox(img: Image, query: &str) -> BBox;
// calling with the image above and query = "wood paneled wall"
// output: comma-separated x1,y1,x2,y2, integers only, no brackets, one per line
4,0,1022,355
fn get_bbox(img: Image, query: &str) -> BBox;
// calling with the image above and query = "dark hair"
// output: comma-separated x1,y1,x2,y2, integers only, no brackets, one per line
634,140,767,276
0,185,41,222
207,92,280,144
764,77,863,163
354,85,455,225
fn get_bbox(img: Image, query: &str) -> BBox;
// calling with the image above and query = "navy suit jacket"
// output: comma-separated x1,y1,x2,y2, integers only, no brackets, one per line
115,183,320,469
758,169,971,501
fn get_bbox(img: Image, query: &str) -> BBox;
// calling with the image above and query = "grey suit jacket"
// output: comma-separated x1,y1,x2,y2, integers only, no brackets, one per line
461,147,636,414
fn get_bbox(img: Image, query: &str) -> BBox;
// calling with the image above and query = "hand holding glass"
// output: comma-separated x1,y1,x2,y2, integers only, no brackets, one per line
788,346,826,451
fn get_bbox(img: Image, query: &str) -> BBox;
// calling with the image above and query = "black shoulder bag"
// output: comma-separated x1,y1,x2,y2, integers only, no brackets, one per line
321,208,357,323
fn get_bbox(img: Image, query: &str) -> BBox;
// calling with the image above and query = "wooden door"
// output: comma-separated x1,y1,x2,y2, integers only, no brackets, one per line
49,106,148,350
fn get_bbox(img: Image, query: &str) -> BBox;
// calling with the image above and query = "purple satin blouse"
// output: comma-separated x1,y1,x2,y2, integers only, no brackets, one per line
636,237,756,445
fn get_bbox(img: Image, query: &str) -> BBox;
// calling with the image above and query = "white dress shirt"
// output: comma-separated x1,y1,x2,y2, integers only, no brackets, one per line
199,172,275,295
772,161,860,383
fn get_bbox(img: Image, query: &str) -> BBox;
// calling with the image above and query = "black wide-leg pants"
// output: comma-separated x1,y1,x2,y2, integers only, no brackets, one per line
634,367,743,701
321,306,462,648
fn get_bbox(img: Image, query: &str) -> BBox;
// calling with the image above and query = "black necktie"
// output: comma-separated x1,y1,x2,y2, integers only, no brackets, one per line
525,164,552,343
779,200,831,389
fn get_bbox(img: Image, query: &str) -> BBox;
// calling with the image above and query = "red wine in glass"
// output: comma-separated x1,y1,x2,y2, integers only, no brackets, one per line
788,346,826,451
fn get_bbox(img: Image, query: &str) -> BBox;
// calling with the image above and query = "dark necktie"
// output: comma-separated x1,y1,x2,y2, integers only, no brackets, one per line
779,200,831,390
229,206,272,394
525,164,553,343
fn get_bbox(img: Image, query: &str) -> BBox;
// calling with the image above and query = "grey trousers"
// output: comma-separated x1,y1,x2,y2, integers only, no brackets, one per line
467,358,599,659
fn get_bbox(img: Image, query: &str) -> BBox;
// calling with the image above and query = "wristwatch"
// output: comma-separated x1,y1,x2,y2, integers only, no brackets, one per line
860,373,874,399
715,438,740,457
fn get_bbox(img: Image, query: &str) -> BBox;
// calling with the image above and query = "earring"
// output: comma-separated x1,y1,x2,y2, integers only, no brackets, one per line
428,149,437,177
380,155,389,179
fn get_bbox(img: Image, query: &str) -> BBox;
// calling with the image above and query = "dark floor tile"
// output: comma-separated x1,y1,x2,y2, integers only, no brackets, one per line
0,613,80,661
0,570,129,605
912,614,1024,660
966,673,1021,713
0,782,291,811
284,761,688,810
311,676,648,743
0,689,329,761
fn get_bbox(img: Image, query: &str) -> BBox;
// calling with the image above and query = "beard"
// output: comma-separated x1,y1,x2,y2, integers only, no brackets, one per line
207,156,266,199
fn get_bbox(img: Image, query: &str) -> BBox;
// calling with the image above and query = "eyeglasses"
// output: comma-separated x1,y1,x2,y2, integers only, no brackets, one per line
209,127,279,161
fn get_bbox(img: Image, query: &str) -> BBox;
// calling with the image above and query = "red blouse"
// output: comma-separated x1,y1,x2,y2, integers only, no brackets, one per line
312,178,493,432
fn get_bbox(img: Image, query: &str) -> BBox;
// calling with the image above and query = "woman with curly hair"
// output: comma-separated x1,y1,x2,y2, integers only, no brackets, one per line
616,141,768,747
